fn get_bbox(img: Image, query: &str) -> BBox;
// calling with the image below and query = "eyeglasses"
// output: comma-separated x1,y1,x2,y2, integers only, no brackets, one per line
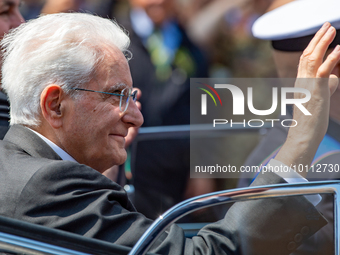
71,87,138,113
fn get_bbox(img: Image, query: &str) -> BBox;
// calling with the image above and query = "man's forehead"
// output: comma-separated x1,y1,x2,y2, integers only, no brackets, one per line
99,44,129,69
93,49,133,90
100,43,125,58
85,41,132,89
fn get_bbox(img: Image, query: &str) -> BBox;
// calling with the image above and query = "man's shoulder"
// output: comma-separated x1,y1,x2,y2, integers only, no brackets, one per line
0,125,128,217
0,124,123,190
0,144,131,219
0,136,116,189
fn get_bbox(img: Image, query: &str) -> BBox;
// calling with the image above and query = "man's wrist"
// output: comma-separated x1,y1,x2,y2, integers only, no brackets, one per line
275,138,316,178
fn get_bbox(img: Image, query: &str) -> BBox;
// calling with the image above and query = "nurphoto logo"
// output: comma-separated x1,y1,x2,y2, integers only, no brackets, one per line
197,82,223,115
199,83,311,116
190,78,315,178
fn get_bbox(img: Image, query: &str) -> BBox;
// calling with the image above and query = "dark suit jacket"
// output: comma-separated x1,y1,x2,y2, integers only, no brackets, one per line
0,125,327,254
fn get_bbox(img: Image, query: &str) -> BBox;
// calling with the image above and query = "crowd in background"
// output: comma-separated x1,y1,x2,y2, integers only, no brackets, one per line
19,0,277,78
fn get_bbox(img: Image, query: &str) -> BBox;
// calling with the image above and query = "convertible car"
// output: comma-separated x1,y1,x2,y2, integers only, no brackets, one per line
0,181,338,255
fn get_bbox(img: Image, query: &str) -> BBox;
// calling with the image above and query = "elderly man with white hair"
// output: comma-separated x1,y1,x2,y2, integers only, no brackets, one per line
0,12,339,254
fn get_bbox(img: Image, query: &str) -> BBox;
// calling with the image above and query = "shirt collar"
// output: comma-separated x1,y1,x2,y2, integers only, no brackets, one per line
27,127,77,162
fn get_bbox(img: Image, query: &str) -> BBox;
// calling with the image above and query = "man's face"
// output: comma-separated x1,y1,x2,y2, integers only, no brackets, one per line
60,46,144,173
0,0,23,39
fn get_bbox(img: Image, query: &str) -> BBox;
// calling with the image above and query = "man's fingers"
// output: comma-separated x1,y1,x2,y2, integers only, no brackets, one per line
300,22,330,58
317,45,340,78
308,27,337,73
299,24,336,76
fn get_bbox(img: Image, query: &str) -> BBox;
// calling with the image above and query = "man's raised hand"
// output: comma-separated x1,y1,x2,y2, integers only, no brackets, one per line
276,23,340,177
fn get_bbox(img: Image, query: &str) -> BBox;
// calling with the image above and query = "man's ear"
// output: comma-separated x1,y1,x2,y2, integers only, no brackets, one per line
40,85,65,128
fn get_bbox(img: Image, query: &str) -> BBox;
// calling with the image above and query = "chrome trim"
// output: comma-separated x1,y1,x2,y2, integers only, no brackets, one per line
0,232,91,255
129,181,340,255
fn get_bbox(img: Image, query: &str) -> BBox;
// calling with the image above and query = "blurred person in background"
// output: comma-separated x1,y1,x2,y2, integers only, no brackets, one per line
0,0,24,139
176,0,276,78
238,0,340,254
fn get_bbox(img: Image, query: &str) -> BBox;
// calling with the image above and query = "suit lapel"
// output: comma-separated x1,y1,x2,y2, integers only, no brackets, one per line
4,124,61,160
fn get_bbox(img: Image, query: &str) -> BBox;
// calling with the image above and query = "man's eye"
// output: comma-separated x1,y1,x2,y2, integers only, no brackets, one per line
107,94,120,105
106,90,121,95
110,93,121,99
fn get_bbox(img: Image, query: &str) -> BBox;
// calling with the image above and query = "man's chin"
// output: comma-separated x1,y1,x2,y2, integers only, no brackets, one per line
92,150,127,173
114,150,127,166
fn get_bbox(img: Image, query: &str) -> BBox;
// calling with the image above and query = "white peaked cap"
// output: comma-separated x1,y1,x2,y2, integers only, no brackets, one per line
252,0,340,40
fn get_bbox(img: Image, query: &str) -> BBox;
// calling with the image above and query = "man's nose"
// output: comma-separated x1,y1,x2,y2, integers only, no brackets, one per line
122,98,144,128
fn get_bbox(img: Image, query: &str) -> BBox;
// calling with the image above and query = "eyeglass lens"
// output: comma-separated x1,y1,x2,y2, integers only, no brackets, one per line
120,88,137,112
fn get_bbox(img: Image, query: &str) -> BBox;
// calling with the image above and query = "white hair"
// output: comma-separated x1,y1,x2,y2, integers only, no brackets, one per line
1,12,131,126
